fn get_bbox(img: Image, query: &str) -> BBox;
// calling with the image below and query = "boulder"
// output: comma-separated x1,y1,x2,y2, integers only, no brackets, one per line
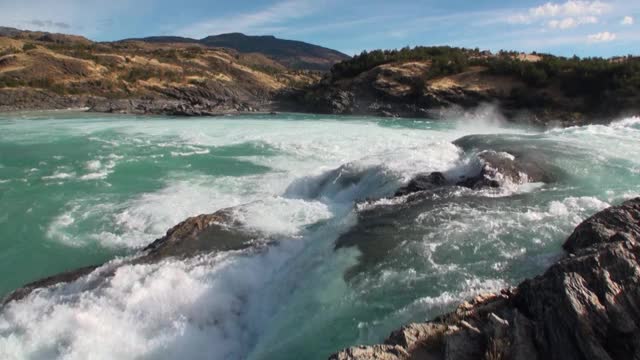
2,208,259,304
457,150,546,189
395,172,447,196
564,198,640,253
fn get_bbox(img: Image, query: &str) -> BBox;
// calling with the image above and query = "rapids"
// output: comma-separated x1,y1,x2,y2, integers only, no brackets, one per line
0,110,638,359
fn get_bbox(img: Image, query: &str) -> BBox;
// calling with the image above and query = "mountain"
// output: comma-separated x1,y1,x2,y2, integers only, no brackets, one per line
198,33,350,70
127,32,350,71
0,26,92,45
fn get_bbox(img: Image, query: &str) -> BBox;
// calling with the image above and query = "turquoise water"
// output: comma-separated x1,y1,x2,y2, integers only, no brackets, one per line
0,110,639,359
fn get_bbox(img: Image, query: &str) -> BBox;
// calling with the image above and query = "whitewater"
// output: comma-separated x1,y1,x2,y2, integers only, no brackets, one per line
0,109,639,359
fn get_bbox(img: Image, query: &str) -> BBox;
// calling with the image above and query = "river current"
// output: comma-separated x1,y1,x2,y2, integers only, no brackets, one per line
0,109,639,359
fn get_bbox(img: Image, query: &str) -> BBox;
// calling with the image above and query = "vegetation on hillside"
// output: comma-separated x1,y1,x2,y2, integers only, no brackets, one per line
330,46,474,80
329,45,640,102
485,54,640,99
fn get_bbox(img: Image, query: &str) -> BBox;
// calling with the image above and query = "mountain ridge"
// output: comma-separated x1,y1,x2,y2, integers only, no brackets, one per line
123,32,350,71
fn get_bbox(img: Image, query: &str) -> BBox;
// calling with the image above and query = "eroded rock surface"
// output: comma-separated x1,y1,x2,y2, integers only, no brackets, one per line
331,197,640,360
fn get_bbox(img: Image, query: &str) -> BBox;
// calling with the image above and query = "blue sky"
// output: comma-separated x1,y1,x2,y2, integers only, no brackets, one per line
0,0,638,57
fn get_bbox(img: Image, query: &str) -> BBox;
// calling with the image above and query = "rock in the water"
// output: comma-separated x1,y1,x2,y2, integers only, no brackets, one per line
457,150,545,189
2,208,259,305
141,210,257,260
330,198,640,360
395,172,447,196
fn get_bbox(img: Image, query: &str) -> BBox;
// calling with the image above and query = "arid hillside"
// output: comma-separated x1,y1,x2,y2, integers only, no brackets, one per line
0,27,322,114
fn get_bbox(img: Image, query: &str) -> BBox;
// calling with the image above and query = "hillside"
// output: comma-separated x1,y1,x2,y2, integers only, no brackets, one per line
0,27,321,114
286,47,640,125
1,27,639,124
126,32,350,71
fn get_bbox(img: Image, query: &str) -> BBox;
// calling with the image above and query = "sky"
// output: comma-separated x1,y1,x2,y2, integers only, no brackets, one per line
0,0,638,57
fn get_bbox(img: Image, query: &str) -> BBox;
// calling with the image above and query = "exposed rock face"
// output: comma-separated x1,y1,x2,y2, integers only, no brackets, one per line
563,198,640,253
2,208,259,304
288,62,638,126
330,197,640,360
0,88,95,112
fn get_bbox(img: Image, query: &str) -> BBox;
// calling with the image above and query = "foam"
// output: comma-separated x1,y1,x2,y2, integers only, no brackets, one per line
80,158,116,181
230,198,333,237
355,277,507,344
6,112,639,359
1,218,355,360
42,171,75,181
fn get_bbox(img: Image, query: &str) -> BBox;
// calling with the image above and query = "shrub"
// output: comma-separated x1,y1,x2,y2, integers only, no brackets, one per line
22,43,37,51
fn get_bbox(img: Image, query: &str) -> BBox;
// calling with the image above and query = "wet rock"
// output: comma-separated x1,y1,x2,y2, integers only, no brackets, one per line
1,265,100,305
2,208,259,305
141,210,257,261
457,150,547,189
330,198,640,360
395,172,447,196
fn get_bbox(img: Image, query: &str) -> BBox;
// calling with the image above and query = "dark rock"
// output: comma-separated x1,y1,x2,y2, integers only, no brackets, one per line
0,265,100,305
2,208,260,305
395,172,447,196
564,198,640,253
141,210,258,261
330,198,640,360
457,150,548,190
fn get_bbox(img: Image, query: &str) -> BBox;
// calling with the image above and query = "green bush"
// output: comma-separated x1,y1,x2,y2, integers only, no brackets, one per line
122,67,183,83
22,43,37,51
330,46,475,79
485,54,640,98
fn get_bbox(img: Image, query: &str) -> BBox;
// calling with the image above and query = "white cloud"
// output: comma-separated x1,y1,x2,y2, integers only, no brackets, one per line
587,31,617,42
548,15,598,29
531,0,609,17
508,1,610,26
178,0,318,38
622,16,634,25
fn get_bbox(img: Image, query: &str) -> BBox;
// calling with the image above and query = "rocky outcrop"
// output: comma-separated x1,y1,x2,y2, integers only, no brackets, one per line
2,208,260,304
330,197,640,360
395,149,555,198
563,198,640,253
286,62,638,126
141,210,260,261
0,88,95,112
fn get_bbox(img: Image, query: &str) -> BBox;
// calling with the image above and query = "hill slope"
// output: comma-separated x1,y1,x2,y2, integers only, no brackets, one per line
286,47,640,125
0,28,321,114
127,32,350,71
